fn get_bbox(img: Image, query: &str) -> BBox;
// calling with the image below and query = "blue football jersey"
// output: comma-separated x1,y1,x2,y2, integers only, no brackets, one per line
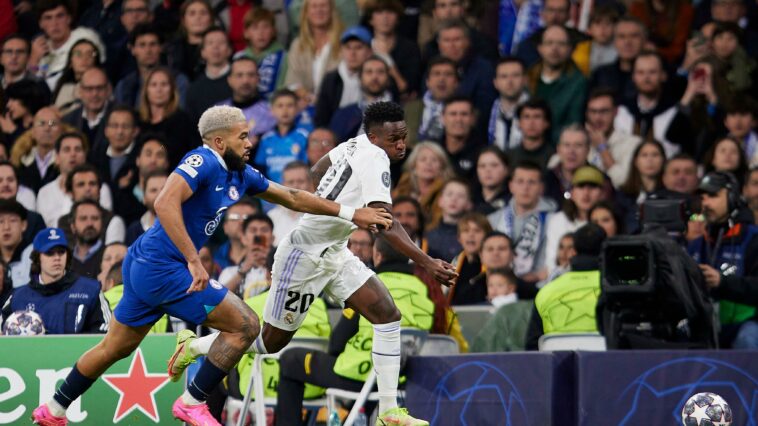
132,146,269,265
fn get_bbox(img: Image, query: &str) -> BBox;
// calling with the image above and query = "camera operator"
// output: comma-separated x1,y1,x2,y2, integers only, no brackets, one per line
689,171,758,349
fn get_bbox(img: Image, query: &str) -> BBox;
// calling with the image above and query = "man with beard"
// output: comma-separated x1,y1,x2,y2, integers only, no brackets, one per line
527,25,587,144
69,199,107,280
690,172,758,348
33,105,393,425
329,55,394,141
216,57,276,143
166,102,456,426
112,134,168,224
488,57,529,151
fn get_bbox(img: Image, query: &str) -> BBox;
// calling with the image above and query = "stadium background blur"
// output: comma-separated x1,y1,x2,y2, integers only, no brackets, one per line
1,0,758,423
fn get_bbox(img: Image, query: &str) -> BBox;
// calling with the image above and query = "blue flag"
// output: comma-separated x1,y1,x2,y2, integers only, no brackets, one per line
499,0,518,56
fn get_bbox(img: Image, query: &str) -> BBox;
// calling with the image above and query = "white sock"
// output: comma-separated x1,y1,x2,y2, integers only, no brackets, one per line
249,334,268,354
47,399,66,417
372,321,401,414
181,390,203,406
188,334,218,357
189,332,268,356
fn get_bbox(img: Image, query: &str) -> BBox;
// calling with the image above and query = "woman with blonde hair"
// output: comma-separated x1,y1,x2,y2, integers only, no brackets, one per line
284,0,343,102
392,141,456,225
138,68,199,169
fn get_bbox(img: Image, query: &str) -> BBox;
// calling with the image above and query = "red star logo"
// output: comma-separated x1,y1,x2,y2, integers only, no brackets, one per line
102,348,171,423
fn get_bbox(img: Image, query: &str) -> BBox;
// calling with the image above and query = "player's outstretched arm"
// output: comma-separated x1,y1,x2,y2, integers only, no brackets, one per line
258,181,393,229
154,173,209,292
368,201,458,287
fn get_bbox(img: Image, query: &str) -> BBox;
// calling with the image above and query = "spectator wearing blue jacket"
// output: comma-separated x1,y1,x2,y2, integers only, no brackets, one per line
1,228,110,334
254,89,311,184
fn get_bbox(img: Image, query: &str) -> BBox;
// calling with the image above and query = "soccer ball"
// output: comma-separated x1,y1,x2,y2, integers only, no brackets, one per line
2,310,46,335
682,392,732,426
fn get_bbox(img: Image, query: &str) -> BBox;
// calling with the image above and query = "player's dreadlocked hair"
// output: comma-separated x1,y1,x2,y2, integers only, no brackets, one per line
363,101,405,132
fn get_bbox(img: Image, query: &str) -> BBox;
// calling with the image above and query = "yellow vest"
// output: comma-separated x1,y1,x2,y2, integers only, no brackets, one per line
104,285,169,334
333,272,434,382
236,291,330,399
534,270,601,335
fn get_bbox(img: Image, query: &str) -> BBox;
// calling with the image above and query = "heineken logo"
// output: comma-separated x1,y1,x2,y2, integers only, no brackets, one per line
0,335,182,425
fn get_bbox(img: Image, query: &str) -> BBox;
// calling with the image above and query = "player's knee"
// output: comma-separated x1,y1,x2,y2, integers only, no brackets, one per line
239,313,260,347
385,305,402,323
373,298,401,324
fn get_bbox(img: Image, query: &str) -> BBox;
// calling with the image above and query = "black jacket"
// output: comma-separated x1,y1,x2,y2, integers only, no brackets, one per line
63,104,112,154
314,71,344,127
709,208,758,308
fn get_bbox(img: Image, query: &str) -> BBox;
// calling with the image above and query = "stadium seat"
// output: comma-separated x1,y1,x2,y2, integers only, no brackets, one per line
419,334,460,356
238,337,329,426
452,305,494,343
537,333,607,351
325,328,428,426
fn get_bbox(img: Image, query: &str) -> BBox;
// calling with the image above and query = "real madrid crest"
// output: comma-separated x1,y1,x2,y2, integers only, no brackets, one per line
228,186,239,201
284,312,294,325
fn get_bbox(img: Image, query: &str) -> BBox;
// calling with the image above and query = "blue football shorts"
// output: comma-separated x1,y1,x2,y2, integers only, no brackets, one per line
114,249,227,327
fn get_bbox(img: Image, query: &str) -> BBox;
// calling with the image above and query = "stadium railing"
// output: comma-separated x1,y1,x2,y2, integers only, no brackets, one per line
325,328,428,426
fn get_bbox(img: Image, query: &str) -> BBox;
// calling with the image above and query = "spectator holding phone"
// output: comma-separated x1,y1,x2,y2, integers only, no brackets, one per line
218,214,275,298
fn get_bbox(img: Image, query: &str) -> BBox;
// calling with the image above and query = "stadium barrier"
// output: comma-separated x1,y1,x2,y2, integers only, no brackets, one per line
405,350,758,426
0,334,182,425
3,335,757,425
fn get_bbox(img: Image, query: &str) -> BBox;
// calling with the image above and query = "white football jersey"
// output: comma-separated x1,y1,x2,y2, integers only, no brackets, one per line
290,134,392,254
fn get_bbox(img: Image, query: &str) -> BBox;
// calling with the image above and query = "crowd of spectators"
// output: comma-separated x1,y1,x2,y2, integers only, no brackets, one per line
1,0,758,355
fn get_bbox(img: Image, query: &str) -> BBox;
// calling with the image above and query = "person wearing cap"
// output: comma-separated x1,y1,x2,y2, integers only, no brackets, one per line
1,227,110,334
525,223,607,350
313,25,373,127
688,171,758,348
0,199,33,288
544,165,607,277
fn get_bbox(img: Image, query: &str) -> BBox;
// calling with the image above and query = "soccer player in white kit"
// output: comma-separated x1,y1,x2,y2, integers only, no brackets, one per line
169,102,458,425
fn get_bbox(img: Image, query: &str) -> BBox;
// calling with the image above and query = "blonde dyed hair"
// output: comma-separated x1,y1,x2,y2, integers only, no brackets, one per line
297,0,343,60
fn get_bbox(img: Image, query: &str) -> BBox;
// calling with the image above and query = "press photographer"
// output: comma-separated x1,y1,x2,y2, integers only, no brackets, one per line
689,172,758,349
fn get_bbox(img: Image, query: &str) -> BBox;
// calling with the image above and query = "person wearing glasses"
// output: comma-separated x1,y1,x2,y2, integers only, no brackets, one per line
51,39,103,115
10,106,74,192
62,67,112,152
1,34,45,89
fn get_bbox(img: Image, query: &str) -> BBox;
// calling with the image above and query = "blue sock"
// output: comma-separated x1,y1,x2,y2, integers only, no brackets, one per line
53,365,96,408
186,360,227,402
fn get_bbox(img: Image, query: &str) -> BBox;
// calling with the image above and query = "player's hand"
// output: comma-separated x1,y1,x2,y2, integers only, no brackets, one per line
186,258,210,293
698,264,721,289
352,207,393,230
423,258,458,287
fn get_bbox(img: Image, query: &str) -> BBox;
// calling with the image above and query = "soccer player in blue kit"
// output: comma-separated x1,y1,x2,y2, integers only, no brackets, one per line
169,102,459,425
31,105,393,426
